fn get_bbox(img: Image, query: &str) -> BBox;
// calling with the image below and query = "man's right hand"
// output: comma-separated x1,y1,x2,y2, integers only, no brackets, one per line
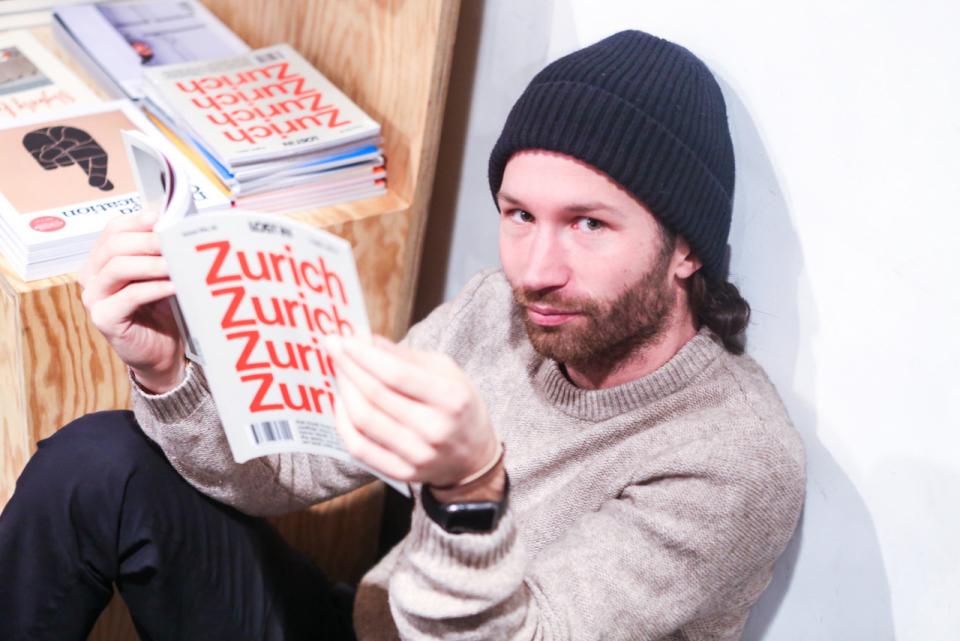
77,209,185,394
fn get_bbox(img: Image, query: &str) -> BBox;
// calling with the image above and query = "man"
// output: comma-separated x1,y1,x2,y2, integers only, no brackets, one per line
0,30,804,641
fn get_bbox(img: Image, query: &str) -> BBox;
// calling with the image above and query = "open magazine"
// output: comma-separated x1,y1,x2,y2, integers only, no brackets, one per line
122,129,409,496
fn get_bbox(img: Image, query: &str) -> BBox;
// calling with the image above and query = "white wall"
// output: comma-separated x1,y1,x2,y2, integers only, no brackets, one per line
418,1,960,638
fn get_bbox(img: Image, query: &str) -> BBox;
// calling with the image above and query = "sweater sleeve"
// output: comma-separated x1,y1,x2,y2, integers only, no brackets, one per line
131,361,374,516
387,432,805,641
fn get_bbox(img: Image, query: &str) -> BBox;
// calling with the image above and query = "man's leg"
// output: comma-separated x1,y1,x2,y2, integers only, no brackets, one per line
0,410,355,641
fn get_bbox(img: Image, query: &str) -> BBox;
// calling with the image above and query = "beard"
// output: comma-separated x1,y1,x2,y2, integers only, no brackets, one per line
511,249,676,371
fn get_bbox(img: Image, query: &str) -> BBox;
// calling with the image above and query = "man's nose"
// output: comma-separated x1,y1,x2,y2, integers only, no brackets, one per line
521,229,569,292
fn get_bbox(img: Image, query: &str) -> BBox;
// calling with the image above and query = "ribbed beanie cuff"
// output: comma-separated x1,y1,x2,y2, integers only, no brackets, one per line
488,31,735,280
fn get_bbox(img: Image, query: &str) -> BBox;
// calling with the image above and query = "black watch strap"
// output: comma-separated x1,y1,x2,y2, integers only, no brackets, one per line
421,474,510,534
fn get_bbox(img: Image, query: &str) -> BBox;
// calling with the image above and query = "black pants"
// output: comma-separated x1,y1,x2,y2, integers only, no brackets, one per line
0,410,356,641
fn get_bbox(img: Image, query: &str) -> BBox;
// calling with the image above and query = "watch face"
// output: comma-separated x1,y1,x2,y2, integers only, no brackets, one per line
445,502,499,534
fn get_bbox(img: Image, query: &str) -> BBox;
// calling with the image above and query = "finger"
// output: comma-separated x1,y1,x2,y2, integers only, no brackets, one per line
331,343,439,437
331,336,459,408
104,208,159,235
334,365,435,466
372,334,441,369
333,382,418,481
82,231,164,288
82,255,170,306
82,210,159,284
88,279,176,335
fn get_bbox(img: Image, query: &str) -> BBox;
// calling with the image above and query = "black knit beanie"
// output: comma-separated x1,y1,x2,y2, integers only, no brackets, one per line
489,30,735,281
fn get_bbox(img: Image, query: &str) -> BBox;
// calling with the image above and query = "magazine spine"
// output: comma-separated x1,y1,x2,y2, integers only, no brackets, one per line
51,15,128,100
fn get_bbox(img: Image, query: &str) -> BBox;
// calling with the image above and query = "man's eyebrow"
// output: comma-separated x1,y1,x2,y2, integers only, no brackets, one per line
496,191,621,216
496,192,523,206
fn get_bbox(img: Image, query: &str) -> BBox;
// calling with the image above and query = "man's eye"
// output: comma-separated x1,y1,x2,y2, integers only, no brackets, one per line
507,209,534,223
576,217,604,232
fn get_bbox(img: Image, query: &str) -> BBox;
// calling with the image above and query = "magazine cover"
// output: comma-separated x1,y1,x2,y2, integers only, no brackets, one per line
0,100,229,279
142,43,381,167
0,30,99,120
158,212,373,464
53,0,249,100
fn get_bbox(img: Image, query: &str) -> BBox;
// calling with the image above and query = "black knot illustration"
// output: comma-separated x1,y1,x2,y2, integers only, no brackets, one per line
22,126,115,191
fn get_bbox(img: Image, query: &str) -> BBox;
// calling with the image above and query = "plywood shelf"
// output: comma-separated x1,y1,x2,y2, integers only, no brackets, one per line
0,2,460,638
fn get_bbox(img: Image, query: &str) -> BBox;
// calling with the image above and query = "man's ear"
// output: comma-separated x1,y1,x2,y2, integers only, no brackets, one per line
672,236,702,280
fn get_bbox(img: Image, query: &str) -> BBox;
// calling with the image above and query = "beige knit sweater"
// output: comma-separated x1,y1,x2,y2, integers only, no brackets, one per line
132,269,805,641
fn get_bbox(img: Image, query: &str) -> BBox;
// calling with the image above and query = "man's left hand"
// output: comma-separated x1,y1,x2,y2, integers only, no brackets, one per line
325,335,500,489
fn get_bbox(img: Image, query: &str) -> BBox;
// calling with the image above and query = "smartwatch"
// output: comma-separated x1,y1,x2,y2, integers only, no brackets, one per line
421,474,510,534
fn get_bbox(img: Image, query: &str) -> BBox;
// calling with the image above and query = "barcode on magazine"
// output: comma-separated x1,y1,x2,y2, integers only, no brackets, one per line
250,420,295,444
254,51,286,63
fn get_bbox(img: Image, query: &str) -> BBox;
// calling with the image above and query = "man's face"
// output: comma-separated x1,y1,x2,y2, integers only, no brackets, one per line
498,150,680,369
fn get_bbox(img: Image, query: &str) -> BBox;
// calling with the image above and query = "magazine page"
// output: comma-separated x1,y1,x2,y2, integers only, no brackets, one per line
123,128,205,363
123,128,200,221
142,44,381,167
122,128,176,219
157,212,371,462
0,30,99,121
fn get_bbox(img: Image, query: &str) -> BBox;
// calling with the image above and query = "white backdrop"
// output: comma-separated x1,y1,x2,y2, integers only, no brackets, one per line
418,1,960,639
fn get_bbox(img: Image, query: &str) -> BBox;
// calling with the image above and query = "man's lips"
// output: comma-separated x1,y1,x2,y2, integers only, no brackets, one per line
525,305,581,326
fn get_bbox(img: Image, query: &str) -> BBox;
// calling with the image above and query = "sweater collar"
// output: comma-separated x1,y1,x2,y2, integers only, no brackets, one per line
533,328,723,421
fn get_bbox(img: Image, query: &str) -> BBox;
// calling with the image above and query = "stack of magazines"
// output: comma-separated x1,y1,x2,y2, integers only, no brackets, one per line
0,101,229,280
141,44,386,213
0,0,388,281
52,0,386,214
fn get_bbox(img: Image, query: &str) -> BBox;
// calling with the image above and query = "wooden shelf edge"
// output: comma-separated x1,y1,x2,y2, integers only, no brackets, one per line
283,189,410,229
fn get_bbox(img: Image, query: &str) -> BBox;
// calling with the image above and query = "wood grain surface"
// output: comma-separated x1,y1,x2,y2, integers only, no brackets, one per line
0,1,461,638
0,280,29,508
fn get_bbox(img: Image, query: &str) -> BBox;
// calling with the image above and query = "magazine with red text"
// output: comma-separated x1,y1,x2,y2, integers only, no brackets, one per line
123,130,407,496
142,43,381,168
0,30,99,121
